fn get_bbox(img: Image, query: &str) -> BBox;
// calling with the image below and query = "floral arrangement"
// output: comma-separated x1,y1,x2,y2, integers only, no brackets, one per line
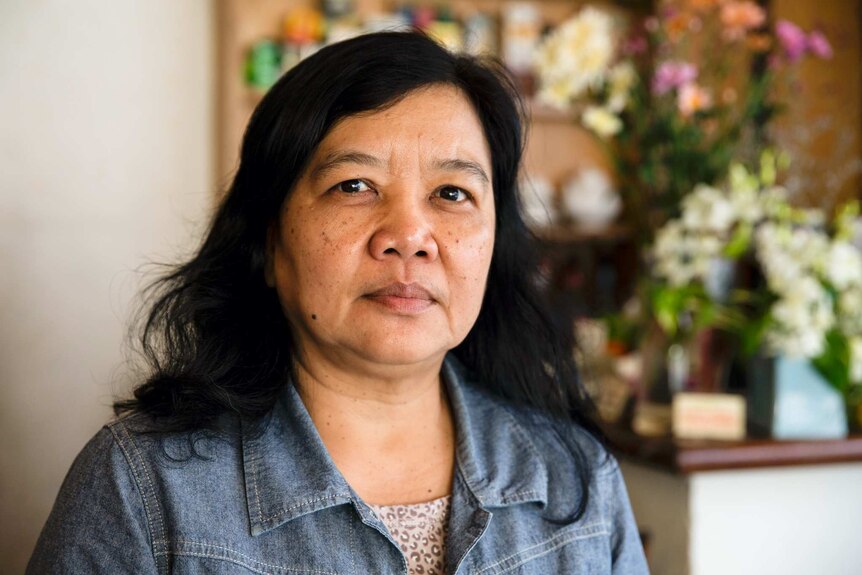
649,151,862,406
534,1,832,242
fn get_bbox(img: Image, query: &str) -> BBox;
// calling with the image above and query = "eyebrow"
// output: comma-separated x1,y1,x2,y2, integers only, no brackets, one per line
433,158,490,185
309,151,384,180
309,150,491,186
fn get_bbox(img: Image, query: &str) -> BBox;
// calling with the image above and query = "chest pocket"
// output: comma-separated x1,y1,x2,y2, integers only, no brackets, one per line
466,521,611,575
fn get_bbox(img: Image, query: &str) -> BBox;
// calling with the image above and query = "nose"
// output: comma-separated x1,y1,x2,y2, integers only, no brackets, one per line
368,195,439,262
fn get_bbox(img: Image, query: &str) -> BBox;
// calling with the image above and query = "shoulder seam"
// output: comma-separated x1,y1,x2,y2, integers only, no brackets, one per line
595,452,619,478
108,420,169,574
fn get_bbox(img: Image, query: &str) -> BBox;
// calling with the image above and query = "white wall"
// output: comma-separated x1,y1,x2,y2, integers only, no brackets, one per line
0,1,215,570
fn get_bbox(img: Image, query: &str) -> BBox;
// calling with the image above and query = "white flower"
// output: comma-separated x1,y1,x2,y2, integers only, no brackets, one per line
681,184,736,234
653,220,684,259
653,222,697,286
767,330,826,358
838,286,862,336
758,186,790,219
537,78,573,109
729,163,760,196
728,182,763,224
535,7,616,104
762,253,804,295
755,224,823,296
823,241,862,290
653,221,723,287
789,227,830,271
606,62,636,112
772,276,823,323
581,106,623,138
765,275,835,358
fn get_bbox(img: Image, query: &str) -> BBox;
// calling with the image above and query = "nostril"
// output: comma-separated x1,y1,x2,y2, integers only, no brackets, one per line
384,248,397,254
416,250,428,257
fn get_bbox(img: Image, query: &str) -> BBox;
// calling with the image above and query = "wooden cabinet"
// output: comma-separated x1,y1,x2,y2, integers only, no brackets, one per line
610,427,862,575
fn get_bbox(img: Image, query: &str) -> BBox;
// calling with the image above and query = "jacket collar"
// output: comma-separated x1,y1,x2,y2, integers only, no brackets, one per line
241,355,550,536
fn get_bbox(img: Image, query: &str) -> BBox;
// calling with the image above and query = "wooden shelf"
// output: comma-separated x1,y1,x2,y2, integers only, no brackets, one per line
216,0,630,184
534,223,632,244
602,422,862,474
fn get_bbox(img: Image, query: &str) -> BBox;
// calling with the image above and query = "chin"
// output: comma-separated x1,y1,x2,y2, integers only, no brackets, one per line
357,340,450,368
343,326,458,368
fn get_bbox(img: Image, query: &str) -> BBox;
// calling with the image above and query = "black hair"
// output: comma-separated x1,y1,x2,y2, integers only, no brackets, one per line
116,31,602,521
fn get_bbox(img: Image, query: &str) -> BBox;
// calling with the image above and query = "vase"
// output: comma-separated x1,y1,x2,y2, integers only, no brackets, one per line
746,355,848,440
640,323,686,405
641,322,735,406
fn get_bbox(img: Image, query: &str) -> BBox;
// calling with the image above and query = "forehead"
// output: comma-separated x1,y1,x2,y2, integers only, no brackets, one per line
310,85,492,172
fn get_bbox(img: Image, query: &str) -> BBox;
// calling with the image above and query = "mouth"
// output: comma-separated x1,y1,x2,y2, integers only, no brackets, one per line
363,282,436,314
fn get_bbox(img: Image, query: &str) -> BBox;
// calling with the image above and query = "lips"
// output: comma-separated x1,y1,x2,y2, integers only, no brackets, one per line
364,282,436,314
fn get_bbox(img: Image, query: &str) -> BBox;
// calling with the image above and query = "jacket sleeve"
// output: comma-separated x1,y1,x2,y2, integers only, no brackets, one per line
605,456,650,574
26,426,160,574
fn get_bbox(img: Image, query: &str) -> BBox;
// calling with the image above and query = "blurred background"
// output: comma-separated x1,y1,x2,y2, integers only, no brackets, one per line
1,1,860,573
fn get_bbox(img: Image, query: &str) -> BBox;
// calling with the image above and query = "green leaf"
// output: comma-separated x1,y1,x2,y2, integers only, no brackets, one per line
724,224,752,259
759,149,777,186
812,329,851,393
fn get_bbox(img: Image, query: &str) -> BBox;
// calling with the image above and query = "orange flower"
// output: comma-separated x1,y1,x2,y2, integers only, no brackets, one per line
721,1,766,40
664,12,693,42
678,83,713,117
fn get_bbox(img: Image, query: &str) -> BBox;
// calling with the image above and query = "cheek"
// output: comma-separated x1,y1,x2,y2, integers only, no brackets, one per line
446,226,495,308
277,216,365,306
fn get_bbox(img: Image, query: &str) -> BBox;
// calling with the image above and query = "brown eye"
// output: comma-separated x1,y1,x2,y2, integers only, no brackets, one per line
336,179,370,194
436,186,469,202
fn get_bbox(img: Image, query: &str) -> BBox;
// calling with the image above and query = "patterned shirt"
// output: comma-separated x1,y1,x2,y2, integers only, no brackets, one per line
371,495,451,575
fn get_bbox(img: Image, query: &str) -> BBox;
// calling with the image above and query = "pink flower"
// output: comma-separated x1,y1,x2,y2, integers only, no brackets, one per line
807,31,833,59
776,20,808,62
678,83,712,117
652,61,698,95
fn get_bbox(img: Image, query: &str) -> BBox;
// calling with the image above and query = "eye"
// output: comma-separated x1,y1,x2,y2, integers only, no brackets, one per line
435,186,470,202
333,179,372,194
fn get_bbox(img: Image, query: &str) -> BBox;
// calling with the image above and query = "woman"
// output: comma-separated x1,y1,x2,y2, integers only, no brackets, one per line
28,32,648,574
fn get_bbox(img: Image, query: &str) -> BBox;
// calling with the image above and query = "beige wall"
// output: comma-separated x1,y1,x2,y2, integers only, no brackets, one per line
772,0,862,209
0,1,214,570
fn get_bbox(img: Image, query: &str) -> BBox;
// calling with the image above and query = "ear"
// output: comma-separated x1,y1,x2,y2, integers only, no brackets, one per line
264,225,277,288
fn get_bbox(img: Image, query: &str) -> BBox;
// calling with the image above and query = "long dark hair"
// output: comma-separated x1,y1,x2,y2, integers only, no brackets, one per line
117,31,601,518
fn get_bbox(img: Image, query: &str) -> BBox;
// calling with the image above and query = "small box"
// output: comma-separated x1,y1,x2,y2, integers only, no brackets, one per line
672,392,746,441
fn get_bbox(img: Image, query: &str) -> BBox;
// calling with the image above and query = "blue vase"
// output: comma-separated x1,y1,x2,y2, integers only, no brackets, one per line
747,355,848,440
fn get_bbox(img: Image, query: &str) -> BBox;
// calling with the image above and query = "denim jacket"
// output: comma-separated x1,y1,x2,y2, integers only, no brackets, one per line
28,357,649,574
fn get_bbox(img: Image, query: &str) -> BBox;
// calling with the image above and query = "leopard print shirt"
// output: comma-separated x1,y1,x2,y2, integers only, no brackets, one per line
370,495,452,575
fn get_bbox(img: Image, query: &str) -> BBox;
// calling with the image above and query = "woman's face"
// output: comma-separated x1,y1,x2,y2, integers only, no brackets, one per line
268,85,496,373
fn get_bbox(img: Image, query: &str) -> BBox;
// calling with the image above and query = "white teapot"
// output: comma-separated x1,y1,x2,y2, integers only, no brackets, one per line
562,168,621,229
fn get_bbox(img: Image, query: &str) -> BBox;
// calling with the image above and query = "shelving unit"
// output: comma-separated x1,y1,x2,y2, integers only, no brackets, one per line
215,0,649,187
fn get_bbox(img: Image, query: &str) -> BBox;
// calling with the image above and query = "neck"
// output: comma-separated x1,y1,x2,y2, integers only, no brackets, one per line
293,355,456,505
